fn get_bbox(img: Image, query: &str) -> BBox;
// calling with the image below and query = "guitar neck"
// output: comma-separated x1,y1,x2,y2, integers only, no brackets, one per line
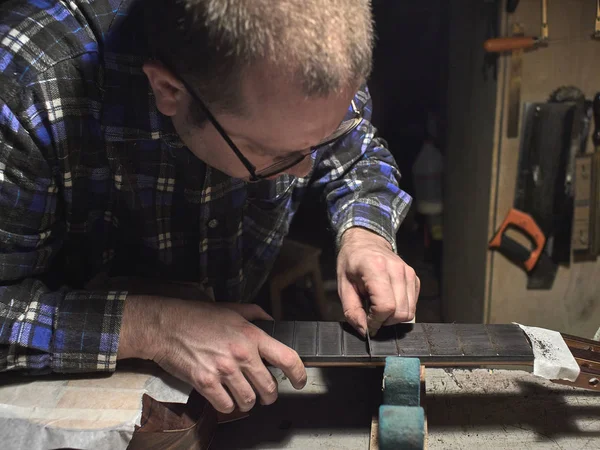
253,321,534,368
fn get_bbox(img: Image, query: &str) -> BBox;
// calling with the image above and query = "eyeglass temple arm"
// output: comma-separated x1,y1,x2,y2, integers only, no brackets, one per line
179,77,259,177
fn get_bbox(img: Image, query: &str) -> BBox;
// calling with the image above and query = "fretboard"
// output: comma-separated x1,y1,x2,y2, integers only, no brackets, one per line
253,321,534,367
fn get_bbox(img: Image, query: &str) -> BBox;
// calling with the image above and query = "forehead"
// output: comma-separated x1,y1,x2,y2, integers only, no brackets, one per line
219,66,357,153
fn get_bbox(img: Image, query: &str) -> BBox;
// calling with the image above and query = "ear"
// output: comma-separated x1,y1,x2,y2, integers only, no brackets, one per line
143,61,185,117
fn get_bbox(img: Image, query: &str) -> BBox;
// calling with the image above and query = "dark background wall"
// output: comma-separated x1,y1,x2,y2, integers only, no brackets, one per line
368,0,449,193
289,0,450,264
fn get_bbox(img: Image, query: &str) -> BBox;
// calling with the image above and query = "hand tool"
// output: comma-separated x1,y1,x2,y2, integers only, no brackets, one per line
364,296,373,356
571,95,594,258
573,155,594,255
489,104,549,275
594,93,600,149
482,0,501,81
507,23,525,138
488,208,546,271
575,93,600,259
547,86,588,265
592,93,600,255
595,0,600,39
366,327,373,357
506,0,520,13
490,101,578,288
484,0,549,52
484,0,600,52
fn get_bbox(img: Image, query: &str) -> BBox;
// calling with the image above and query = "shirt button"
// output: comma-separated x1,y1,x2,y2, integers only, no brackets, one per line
208,219,219,229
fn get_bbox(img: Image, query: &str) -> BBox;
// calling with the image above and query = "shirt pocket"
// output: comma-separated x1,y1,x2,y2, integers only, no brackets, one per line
242,177,296,262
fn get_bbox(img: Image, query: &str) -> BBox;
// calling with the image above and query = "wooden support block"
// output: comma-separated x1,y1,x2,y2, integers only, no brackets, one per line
377,357,427,450
369,413,379,450
379,406,425,450
371,362,427,450
421,365,428,449
382,357,421,406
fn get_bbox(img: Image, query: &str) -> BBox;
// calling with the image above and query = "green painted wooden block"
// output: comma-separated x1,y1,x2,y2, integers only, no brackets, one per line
378,405,425,450
382,356,421,406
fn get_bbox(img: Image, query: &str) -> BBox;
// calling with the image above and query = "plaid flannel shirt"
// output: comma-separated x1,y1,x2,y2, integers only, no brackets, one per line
0,0,411,374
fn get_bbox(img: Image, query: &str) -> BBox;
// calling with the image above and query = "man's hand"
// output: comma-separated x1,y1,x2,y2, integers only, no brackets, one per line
337,227,420,336
118,296,307,413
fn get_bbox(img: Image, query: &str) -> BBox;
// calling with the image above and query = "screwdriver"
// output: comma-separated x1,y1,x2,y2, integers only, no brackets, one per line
484,0,600,53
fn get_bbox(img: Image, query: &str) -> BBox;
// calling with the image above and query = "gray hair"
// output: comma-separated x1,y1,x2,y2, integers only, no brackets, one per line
144,0,374,120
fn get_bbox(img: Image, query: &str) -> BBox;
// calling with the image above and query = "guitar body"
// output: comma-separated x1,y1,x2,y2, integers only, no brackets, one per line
128,390,217,450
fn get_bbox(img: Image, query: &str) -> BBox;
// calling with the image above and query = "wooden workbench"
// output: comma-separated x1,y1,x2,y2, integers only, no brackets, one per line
212,366,600,449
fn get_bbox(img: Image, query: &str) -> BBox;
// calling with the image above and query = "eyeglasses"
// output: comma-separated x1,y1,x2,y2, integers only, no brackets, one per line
177,74,363,182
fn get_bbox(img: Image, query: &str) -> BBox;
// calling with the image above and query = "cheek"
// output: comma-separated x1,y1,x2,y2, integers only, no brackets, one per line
184,130,251,177
285,155,315,178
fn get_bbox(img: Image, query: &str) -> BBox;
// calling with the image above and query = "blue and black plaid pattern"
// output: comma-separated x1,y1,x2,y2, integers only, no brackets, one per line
0,0,412,373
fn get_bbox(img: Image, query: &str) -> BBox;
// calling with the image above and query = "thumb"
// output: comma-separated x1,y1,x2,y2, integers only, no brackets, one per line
338,278,368,337
219,303,273,321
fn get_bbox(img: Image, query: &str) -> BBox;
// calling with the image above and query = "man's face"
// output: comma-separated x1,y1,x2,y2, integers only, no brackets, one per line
144,61,359,181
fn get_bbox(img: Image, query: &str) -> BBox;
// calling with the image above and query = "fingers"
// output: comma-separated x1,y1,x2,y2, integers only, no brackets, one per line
338,278,368,336
197,366,275,413
195,373,236,414
384,264,419,326
386,271,406,326
223,370,258,412
415,275,421,300
361,258,396,335
243,363,279,406
409,275,420,323
257,335,307,390
404,267,417,321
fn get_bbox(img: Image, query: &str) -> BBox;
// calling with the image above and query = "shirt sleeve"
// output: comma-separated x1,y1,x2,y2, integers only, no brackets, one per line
307,84,412,253
0,100,126,374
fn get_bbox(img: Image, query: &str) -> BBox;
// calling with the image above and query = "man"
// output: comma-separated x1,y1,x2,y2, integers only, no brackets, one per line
0,0,419,414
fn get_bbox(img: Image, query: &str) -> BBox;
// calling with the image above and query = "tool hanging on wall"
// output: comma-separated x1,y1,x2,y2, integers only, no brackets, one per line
484,0,549,52
571,92,600,262
547,86,587,265
595,0,600,39
482,0,501,81
573,153,594,257
507,23,525,138
489,101,578,289
484,0,600,52
592,93,600,255
506,0,520,13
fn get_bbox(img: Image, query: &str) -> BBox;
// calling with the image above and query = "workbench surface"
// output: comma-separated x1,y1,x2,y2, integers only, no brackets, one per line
212,366,600,449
